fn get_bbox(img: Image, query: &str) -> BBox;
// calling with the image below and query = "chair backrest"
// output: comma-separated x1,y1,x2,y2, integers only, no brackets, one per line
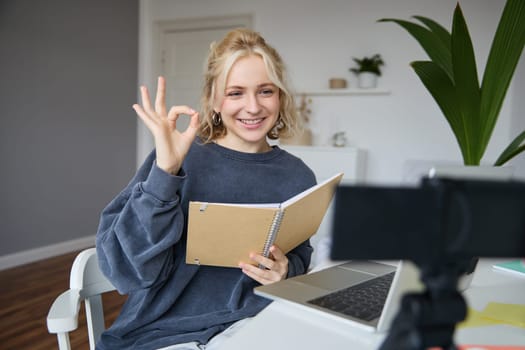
72,248,116,349
70,248,115,295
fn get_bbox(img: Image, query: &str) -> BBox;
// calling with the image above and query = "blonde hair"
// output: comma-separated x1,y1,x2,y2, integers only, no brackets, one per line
199,28,299,142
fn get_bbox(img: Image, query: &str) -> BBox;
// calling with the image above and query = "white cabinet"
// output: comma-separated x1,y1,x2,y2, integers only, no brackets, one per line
280,145,367,269
280,145,366,184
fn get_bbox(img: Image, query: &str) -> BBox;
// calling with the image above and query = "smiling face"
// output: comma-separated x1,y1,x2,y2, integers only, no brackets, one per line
214,55,280,153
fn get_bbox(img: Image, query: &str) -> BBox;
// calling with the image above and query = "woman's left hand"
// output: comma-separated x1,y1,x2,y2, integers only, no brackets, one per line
239,245,288,285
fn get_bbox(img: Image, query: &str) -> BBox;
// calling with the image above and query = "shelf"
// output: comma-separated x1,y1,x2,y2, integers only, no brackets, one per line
295,88,390,96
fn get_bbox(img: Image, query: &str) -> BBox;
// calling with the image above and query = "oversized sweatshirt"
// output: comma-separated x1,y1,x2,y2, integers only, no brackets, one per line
95,140,316,350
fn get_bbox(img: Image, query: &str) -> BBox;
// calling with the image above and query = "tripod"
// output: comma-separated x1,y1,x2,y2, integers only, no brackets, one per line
379,260,470,350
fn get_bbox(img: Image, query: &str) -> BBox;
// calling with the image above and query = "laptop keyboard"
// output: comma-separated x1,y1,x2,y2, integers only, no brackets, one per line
307,271,395,322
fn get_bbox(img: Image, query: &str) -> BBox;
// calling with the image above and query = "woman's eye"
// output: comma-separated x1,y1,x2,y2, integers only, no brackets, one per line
260,89,274,96
227,91,242,97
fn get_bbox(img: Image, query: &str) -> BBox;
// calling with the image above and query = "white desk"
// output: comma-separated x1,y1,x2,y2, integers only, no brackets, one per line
218,259,525,349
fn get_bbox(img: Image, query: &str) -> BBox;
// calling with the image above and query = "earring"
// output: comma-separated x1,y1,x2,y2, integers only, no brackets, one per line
270,117,284,138
276,117,284,129
212,112,222,126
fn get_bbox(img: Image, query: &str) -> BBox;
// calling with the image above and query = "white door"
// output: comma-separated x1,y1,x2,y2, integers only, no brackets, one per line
160,25,244,131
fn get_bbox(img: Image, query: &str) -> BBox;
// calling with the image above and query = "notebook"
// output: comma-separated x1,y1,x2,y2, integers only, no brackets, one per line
186,173,343,268
255,260,422,332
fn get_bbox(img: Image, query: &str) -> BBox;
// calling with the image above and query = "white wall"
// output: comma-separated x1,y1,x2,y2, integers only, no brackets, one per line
138,0,524,184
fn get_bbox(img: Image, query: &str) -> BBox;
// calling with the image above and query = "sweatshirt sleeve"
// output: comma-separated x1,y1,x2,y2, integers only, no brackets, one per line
285,240,313,278
96,151,186,294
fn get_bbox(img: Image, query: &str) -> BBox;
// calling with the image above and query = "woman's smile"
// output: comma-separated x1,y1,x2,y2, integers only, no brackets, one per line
238,117,266,126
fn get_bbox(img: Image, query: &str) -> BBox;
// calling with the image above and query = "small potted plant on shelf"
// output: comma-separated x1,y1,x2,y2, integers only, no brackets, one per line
349,54,384,89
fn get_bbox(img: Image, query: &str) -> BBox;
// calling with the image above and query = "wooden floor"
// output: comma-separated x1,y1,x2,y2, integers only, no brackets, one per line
0,250,127,350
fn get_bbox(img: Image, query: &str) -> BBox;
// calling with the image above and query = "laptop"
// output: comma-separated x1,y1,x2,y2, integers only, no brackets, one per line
254,179,430,333
255,259,422,332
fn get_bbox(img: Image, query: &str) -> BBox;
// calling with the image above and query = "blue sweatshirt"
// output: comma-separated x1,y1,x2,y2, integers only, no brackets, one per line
95,140,316,350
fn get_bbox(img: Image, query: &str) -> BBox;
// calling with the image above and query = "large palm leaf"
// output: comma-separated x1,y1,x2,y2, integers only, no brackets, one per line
379,0,525,166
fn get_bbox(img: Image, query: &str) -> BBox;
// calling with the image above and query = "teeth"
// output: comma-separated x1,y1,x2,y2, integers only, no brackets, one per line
240,119,263,125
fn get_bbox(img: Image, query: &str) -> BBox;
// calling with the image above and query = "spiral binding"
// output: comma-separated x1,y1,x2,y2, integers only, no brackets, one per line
261,209,284,258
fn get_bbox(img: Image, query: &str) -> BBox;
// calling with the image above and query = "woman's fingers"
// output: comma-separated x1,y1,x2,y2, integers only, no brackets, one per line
167,105,196,121
155,76,167,116
188,111,200,129
167,105,198,131
239,262,275,285
135,79,199,150
141,77,195,121
132,103,156,130
269,245,287,262
141,79,167,117
133,78,198,174
140,86,154,114
239,246,289,285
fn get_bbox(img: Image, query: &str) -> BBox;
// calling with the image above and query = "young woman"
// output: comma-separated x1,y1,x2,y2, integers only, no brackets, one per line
95,28,316,350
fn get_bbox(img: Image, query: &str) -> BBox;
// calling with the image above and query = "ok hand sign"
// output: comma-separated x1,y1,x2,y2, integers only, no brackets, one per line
133,76,200,175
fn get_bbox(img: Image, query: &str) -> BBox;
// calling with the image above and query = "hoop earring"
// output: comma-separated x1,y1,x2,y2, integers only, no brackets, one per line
270,117,284,138
212,111,222,126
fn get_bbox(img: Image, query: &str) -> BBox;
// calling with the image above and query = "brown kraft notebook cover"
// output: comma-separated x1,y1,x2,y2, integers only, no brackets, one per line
186,173,343,268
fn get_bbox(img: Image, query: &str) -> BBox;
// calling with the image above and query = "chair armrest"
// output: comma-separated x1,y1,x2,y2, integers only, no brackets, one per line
47,289,82,333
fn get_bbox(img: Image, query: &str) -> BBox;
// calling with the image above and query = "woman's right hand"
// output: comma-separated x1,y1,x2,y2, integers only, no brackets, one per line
133,76,200,174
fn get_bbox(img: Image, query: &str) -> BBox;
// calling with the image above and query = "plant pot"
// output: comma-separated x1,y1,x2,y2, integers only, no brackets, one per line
357,72,378,89
410,163,514,291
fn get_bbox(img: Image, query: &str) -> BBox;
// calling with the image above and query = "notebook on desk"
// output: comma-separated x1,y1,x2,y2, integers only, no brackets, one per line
255,260,422,332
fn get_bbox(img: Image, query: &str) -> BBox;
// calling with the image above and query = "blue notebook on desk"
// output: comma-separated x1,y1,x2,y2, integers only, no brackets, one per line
493,260,525,278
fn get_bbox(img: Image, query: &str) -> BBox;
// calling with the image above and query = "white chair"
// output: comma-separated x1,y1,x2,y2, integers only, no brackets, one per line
46,242,330,349
47,248,116,350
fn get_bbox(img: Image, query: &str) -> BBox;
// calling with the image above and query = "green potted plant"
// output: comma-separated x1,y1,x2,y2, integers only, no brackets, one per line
379,0,525,167
379,0,525,294
349,54,384,89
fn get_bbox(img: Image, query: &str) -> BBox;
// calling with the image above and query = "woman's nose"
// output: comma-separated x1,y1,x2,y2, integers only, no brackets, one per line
245,94,262,114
